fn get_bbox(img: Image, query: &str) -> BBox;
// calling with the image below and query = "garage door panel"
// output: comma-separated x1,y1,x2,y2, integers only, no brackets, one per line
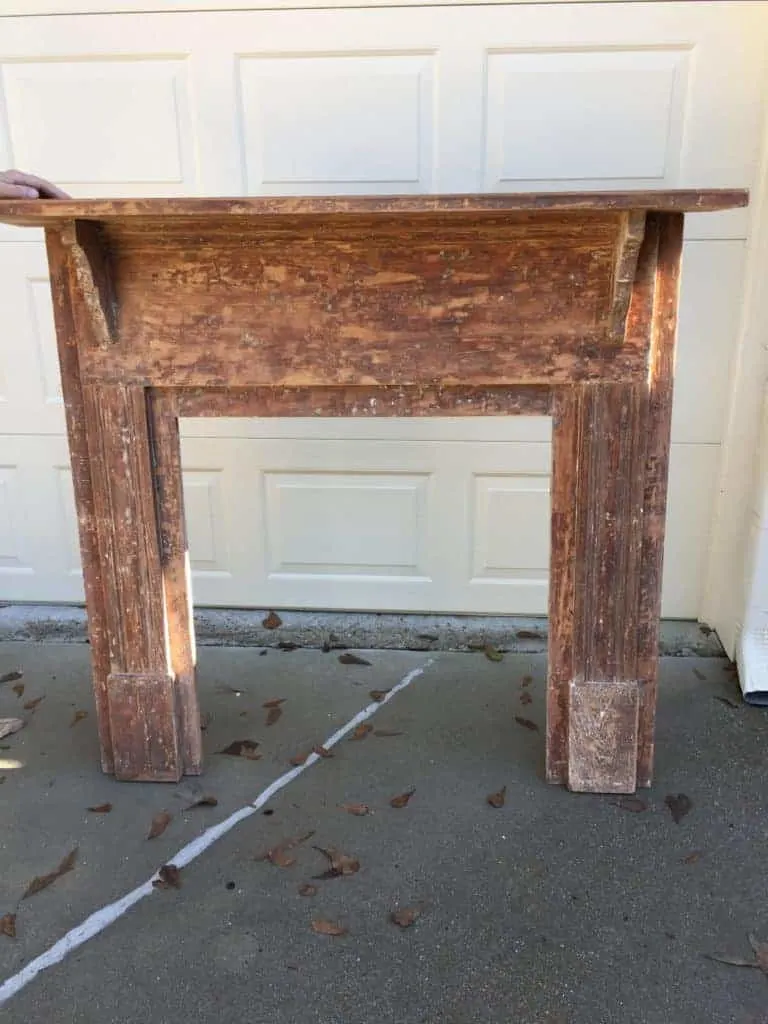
239,53,435,194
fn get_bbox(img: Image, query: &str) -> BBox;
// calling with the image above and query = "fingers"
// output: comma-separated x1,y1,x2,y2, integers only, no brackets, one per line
0,169,70,199
0,181,41,199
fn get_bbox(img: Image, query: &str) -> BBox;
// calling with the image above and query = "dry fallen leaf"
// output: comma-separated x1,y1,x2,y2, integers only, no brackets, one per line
1,913,16,938
312,745,333,759
153,864,181,890
12,683,24,698
23,847,78,900
350,723,373,741
487,786,507,809
70,710,88,727
87,803,112,813
219,739,261,760
339,653,371,666
258,831,315,868
708,934,768,974
311,919,348,937
263,698,287,709
665,793,693,824
23,697,44,712
0,671,23,685
0,718,24,740
339,802,370,816
266,706,283,727
147,810,173,840
614,796,648,813
369,689,391,703
390,788,416,809
515,716,539,732
289,751,310,766
520,675,533,688
262,610,282,630
298,883,317,897
484,645,504,663
520,692,533,706
683,851,703,865
313,846,360,879
374,729,403,737
391,903,426,928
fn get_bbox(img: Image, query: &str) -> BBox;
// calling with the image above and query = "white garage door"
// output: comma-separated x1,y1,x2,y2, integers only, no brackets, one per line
0,3,764,616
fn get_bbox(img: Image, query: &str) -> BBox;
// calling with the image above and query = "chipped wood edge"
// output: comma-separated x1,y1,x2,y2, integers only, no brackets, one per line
606,211,647,344
60,221,115,347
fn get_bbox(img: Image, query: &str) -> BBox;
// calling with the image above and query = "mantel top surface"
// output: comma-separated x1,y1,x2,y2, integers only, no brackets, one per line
0,189,748,226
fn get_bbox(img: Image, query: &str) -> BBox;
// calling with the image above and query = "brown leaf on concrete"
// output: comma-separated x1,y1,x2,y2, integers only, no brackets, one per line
289,751,310,766
311,919,348,937
23,697,44,712
87,803,112,813
683,851,703,865
258,831,315,868
613,796,648,813
520,675,533,688
707,935,768,974
484,645,504,662
1,913,16,938
313,846,360,879
369,689,391,703
262,610,282,630
312,745,333,759
12,683,24,698
153,864,181,890
22,847,78,900
487,786,507,809
70,710,88,727
339,802,370,816
390,903,426,928
665,793,693,824
0,718,24,740
390,788,415,809
263,698,287,709
350,723,373,741
0,671,23,685
519,692,533,706
219,739,261,760
298,883,317,897
515,716,539,732
266,706,283,727
339,653,371,666
147,811,173,840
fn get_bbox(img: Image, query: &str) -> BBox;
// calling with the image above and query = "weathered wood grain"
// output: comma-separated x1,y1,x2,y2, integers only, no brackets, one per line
0,189,748,226
148,391,202,775
547,215,661,791
107,673,181,782
60,220,117,347
568,681,640,793
169,384,552,419
44,227,115,773
635,212,685,787
78,213,653,389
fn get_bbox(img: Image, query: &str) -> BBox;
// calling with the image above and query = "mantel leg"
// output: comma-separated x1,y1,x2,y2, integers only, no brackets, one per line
83,383,183,781
547,212,684,793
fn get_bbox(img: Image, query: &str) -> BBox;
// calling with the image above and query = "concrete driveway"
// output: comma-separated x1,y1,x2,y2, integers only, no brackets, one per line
0,642,766,1024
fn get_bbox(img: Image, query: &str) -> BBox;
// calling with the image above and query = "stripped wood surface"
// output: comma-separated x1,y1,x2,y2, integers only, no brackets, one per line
0,189,747,226
14,193,742,788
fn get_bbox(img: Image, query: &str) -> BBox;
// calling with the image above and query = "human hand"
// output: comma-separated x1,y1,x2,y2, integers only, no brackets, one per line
0,169,69,199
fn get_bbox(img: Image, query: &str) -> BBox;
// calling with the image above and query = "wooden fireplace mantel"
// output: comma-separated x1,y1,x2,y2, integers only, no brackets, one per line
0,189,748,792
